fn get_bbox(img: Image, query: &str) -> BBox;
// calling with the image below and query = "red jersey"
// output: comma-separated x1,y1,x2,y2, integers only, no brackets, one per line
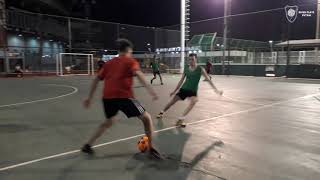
98,56,140,99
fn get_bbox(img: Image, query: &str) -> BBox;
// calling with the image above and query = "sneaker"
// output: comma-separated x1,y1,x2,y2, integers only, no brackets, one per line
161,82,164,85
176,119,187,128
157,112,164,119
81,144,94,155
151,79,153,84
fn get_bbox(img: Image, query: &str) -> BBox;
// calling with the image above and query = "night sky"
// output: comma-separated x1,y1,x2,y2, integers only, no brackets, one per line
91,0,318,41
8,0,319,41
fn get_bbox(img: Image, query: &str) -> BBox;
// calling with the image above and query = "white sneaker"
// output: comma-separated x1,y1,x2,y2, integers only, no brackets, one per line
157,112,164,119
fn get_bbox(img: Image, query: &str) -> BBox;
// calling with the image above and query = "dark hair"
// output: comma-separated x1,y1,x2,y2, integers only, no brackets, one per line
116,39,133,52
189,53,197,58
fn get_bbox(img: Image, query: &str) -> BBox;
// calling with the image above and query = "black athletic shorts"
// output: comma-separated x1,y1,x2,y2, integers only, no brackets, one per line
153,71,161,76
176,89,197,100
103,98,145,118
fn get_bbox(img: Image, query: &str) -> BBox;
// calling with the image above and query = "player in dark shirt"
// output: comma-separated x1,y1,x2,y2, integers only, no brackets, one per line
97,60,105,71
14,63,23,78
150,58,163,85
205,60,213,80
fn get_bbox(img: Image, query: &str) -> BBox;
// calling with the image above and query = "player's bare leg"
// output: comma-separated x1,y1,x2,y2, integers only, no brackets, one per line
151,74,156,84
157,95,181,118
139,112,162,159
159,74,164,85
177,97,198,127
182,96,198,117
82,117,117,154
139,112,154,148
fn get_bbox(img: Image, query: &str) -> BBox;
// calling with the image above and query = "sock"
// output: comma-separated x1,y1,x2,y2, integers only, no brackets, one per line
178,116,186,121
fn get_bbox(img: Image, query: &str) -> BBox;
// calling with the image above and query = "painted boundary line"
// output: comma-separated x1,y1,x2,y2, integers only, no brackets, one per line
0,84,78,108
0,92,319,171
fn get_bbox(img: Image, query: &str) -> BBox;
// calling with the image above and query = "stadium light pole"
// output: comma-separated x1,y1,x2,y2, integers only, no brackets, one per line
316,0,320,40
316,0,320,63
180,0,186,73
222,0,231,75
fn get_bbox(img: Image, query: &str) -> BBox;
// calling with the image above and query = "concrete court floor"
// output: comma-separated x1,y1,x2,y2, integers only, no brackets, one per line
0,75,320,180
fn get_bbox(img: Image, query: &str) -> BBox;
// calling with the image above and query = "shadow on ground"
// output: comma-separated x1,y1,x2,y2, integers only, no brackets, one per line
125,119,226,180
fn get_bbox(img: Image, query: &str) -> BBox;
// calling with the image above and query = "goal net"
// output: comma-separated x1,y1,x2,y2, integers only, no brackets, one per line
56,53,94,76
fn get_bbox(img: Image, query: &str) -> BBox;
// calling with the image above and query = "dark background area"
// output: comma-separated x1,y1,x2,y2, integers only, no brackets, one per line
6,0,318,41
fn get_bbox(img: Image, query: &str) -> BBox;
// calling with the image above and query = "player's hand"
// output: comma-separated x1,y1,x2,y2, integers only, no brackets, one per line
83,98,92,109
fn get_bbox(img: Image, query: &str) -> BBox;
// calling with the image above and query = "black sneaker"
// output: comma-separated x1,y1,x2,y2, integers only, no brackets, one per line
151,79,153,84
81,144,94,155
161,82,164,85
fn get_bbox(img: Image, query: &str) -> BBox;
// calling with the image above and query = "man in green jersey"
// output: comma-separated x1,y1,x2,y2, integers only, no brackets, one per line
157,53,223,127
150,56,164,85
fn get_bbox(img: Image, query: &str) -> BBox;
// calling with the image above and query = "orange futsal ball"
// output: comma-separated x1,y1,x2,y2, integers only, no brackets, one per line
137,136,150,153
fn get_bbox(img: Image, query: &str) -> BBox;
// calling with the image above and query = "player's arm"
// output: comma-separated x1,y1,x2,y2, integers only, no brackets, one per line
201,67,223,95
135,71,158,100
170,73,186,96
83,76,100,108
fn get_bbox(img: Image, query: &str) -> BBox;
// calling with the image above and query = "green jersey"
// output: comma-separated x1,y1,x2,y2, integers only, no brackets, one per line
181,66,202,93
150,62,160,72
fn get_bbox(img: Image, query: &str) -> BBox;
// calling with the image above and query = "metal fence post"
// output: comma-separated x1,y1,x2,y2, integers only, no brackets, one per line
68,18,72,52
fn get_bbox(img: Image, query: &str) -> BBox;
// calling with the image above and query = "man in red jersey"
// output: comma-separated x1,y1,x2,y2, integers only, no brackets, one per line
81,39,160,158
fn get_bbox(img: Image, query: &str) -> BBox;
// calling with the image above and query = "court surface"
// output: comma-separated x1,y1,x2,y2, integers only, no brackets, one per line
1,75,320,180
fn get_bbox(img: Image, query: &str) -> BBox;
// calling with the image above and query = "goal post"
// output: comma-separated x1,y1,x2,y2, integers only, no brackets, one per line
56,53,94,76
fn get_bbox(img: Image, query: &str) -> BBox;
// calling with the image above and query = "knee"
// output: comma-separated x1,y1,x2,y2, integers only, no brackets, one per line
142,112,151,121
101,120,113,128
191,98,199,105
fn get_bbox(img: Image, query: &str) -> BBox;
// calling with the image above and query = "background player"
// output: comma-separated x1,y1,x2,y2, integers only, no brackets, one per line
150,56,164,85
81,39,160,158
157,53,223,127
97,59,105,71
204,59,213,81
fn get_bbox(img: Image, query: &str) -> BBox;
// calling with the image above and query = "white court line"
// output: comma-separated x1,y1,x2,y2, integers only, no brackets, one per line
0,92,319,171
0,84,78,108
314,96,320,102
222,95,264,106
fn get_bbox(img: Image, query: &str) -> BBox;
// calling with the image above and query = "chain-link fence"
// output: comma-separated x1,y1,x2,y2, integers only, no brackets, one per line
2,2,320,78
1,9,180,74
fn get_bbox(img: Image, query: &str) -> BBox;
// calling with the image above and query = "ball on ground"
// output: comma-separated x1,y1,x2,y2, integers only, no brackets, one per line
137,136,150,153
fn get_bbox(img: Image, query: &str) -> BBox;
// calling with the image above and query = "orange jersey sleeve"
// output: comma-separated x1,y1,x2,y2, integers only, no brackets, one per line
130,59,140,74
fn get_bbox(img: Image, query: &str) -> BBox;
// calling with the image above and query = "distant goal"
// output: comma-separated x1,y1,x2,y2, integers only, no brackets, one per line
56,53,94,76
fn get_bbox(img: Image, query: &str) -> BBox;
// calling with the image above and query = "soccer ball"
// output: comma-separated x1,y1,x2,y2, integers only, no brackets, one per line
137,136,150,153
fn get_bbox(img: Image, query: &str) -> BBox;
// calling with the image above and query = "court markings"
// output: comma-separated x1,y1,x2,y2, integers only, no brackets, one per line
0,91,319,172
0,84,78,108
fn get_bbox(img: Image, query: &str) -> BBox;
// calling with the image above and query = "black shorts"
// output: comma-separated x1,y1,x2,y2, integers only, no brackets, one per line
103,98,145,118
153,71,161,76
176,89,197,100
